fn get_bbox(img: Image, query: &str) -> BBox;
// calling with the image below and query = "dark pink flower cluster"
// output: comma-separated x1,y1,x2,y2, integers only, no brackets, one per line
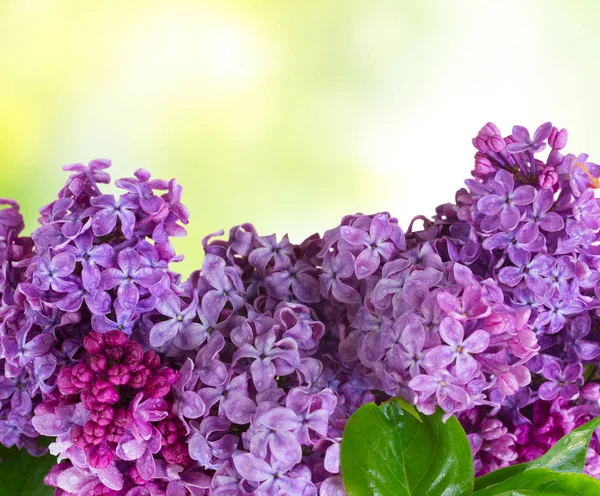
38,330,178,470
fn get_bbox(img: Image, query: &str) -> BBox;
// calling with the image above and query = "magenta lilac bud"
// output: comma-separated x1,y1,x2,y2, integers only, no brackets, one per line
105,330,129,347
84,332,105,355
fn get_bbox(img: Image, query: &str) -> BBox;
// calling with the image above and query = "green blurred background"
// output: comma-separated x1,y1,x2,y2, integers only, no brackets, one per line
2,0,599,276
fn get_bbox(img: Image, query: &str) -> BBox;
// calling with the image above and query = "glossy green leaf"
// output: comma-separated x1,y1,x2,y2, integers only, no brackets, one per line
496,489,563,496
494,492,569,495
495,492,566,496
0,442,56,496
473,464,529,492
474,416,600,491
528,415,600,472
340,398,474,496
473,468,600,495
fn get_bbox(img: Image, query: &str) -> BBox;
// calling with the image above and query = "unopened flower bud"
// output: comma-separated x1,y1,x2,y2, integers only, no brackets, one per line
122,342,143,366
474,153,494,178
107,364,131,386
84,332,105,355
582,383,600,401
89,354,107,373
129,367,151,389
57,367,79,395
71,363,94,389
548,127,568,150
87,443,112,469
105,330,128,348
70,426,86,447
106,423,125,443
91,404,115,427
105,346,123,362
538,166,558,189
142,350,161,370
92,380,120,404
113,407,132,427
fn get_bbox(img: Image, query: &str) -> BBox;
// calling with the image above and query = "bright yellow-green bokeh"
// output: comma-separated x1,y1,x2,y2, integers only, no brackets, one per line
2,0,600,276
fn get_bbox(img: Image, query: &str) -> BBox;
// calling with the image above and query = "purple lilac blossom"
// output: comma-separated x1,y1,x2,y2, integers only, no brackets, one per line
2,121,600,494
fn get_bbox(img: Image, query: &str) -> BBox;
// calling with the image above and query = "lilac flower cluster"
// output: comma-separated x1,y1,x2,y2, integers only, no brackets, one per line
40,330,182,474
440,122,600,475
315,215,537,418
2,120,600,494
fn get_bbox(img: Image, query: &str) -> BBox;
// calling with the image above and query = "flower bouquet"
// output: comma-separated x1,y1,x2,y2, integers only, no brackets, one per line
2,122,600,495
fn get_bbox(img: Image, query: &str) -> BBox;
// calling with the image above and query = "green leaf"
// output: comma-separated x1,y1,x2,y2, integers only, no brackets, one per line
340,398,474,496
473,468,600,495
474,416,600,491
528,416,600,472
390,397,422,422
0,442,56,496
473,464,529,492
494,492,565,496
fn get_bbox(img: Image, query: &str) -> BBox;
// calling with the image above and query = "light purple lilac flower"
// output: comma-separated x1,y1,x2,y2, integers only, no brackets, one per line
506,122,552,154
423,318,489,381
